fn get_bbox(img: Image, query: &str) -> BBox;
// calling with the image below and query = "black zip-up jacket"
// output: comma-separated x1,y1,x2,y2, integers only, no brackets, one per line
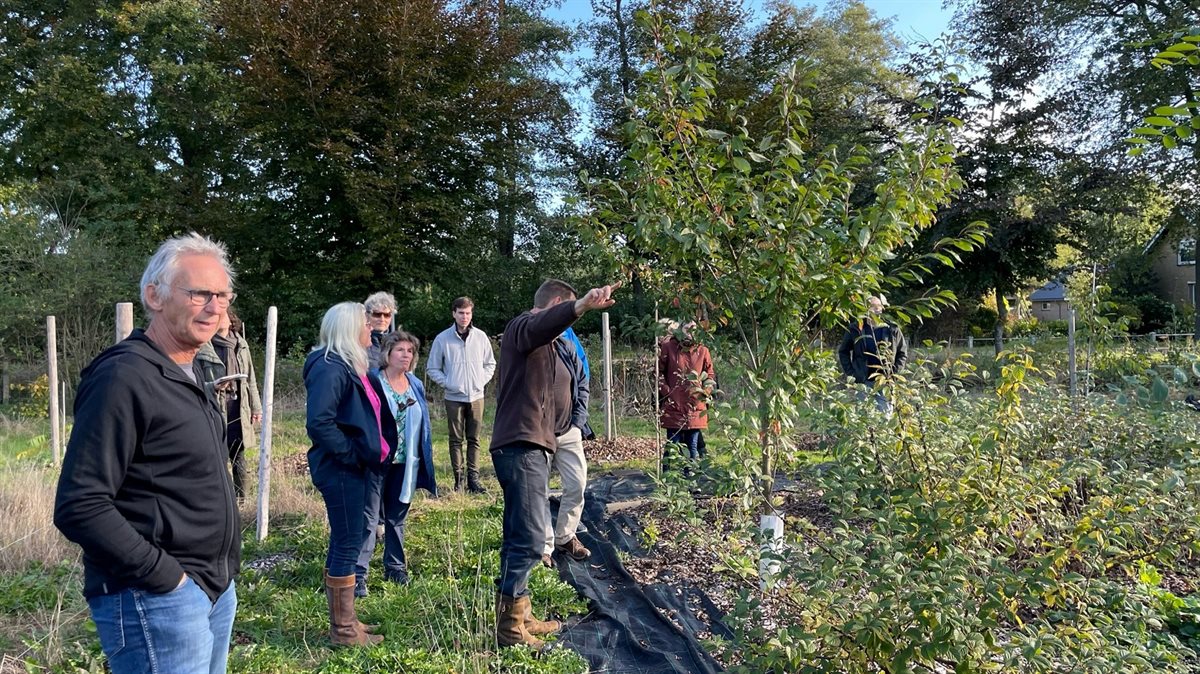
837,319,909,385
53,330,240,602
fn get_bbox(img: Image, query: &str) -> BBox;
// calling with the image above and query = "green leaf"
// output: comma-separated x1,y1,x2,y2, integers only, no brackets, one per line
1163,135,1178,149
782,137,803,156
747,151,767,163
1169,43,1200,52
732,157,751,173
1154,106,1188,116
1177,125,1193,139
856,227,871,249
1145,117,1176,127
1151,376,1169,404
1123,137,1150,144
702,128,729,140
1133,127,1164,135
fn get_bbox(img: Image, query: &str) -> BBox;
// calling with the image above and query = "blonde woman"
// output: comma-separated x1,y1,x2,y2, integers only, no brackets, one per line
304,302,396,647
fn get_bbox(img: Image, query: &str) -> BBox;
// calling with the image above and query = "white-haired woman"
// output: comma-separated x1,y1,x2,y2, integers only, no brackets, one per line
304,302,396,647
363,291,397,365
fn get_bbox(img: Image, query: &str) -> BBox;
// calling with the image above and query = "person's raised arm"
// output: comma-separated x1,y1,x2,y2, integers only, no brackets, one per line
573,281,622,317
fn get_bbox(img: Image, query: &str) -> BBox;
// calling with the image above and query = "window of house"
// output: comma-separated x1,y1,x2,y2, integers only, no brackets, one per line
1041,302,1051,310
1190,282,1196,307
1179,238,1196,265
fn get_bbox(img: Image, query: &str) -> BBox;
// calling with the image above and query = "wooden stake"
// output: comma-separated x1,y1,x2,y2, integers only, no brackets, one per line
115,302,134,344
256,307,278,542
47,316,60,465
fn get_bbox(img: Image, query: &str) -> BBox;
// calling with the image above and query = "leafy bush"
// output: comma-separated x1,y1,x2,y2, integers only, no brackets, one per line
1008,316,1041,337
966,305,999,338
707,350,1200,672
9,374,49,419
1043,319,1068,335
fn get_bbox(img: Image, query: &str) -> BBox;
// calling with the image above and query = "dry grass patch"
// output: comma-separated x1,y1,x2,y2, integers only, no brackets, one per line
0,464,72,572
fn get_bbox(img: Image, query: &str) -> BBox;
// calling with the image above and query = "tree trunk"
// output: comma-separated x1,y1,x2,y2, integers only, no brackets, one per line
758,391,774,508
994,286,1007,355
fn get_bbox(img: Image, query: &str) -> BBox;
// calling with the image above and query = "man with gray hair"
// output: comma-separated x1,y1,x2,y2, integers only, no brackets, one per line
364,291,397,365
54,233,241,674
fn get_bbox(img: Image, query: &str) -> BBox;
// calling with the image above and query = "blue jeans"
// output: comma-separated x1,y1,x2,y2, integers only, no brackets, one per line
314,461,370,576
356,465,414,581
492,444,549,597
664,428,705,469
855,388,893,415
87,578,237,674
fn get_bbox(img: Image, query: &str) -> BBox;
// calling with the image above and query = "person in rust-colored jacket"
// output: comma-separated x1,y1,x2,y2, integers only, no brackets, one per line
658,321,715,470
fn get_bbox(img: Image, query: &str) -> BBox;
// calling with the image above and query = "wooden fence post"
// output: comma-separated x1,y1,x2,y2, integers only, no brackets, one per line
47,316,61,465
256,307,278,542
602,312,614,441
115,302,134,344
1068,309,1077,399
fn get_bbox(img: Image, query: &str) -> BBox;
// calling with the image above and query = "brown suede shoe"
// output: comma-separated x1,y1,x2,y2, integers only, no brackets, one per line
541,553,554,568
554,536,591,561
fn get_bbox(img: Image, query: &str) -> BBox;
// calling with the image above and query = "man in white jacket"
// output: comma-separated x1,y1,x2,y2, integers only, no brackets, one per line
426,297,497,493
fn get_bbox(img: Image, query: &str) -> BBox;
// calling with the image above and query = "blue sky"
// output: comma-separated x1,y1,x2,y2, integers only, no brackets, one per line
547,1,954,44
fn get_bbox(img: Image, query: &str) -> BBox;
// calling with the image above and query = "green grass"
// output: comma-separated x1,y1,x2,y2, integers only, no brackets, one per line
0,402,660,673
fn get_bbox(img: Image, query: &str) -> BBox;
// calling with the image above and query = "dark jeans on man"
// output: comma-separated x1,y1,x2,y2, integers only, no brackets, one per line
446,399,485,483
313,461,369,576
491,444,550,597
664,428,706,470
356,465,414,582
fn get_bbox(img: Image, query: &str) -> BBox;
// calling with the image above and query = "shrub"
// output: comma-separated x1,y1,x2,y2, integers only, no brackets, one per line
966,305,999,337
712,350,1200,672
9,374,49,419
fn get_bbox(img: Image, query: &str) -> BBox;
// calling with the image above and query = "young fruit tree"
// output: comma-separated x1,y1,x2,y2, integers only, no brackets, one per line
582,11,986,511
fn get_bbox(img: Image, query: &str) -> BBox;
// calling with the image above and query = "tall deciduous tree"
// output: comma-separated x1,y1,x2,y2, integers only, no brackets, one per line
215,0,578,341
951,0,1200,337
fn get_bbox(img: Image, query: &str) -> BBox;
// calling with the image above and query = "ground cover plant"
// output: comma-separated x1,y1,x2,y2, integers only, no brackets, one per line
626,348,1200,673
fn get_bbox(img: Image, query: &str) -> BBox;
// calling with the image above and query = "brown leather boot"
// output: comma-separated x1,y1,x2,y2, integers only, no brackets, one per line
523,601,562,636
325,573,383,646
325,571,378,634
496,593,544,649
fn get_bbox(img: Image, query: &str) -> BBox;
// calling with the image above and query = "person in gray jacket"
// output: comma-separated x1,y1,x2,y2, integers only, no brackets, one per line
426,297,497,493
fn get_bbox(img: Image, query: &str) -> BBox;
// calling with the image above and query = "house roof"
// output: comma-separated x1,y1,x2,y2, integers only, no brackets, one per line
1142,226,1167,255
1029,281,1066,302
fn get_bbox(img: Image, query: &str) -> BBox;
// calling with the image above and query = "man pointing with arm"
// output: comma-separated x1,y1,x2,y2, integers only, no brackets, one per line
490,278,619,649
